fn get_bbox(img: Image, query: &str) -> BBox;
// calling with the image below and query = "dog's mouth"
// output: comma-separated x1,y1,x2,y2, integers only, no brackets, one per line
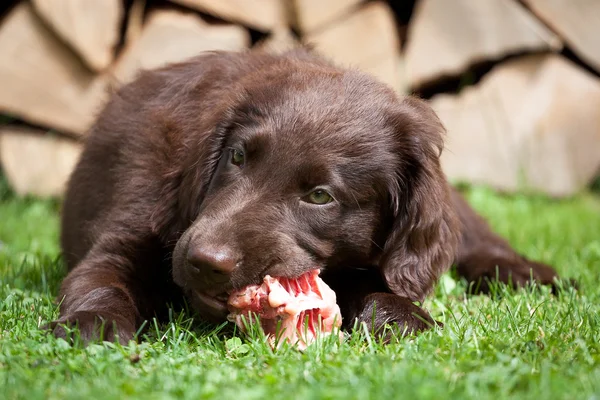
185,256,326,322
190,268,324,322
192,290,230,320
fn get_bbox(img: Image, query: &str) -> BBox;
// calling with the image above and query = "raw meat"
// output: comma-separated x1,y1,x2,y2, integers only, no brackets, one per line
227,270,343,349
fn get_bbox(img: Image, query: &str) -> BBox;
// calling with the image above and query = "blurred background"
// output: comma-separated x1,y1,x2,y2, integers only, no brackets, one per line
0,0,598,199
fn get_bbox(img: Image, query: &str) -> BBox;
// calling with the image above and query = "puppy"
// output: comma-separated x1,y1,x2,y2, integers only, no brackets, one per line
51,50,560,343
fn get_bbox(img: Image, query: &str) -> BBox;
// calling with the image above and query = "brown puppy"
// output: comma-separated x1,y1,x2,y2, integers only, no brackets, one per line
51,50,560,343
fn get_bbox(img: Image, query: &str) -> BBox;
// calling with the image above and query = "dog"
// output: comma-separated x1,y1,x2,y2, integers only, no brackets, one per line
50,49,560,343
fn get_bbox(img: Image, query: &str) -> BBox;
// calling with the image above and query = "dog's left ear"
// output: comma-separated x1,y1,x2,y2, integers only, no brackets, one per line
380,97,460,302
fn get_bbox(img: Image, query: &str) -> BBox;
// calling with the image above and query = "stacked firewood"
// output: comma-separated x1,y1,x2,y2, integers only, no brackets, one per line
0,0,598,197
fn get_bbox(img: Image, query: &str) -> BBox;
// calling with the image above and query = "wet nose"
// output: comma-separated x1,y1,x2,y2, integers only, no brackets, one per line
187,246,237,279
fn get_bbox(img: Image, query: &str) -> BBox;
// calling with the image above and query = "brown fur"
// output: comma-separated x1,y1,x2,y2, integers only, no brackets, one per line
50,50,561,343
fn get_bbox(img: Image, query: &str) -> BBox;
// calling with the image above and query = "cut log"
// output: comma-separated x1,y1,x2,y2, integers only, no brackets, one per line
112,9,250,85
305,2,404,92
255,27,299,53
168,0,283,31
0,3,109,136
293,0,363,33
523,0,600,74
124,0,146,47
32,0,124,72
405,0,562,89
432,54,600,197
0,127,82,197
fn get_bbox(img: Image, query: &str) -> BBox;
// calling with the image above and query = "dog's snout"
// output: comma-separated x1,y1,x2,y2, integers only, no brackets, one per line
187,245,237,278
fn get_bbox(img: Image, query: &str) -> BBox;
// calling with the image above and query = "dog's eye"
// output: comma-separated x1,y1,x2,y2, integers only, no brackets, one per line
305,189,333,205
230,149,245,167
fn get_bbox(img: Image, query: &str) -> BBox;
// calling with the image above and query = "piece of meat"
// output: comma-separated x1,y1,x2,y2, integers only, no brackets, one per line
227,270,343,349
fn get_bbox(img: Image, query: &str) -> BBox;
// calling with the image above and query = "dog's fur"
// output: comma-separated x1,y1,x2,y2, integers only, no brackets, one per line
51,50,560,343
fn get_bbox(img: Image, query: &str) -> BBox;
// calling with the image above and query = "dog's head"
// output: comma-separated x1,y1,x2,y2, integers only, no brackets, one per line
171,57,459,321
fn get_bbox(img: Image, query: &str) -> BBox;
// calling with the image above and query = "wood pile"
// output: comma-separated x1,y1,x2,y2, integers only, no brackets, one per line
0,0,598,197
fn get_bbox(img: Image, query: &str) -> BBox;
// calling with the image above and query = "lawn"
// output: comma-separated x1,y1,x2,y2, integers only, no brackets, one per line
1,176,599,400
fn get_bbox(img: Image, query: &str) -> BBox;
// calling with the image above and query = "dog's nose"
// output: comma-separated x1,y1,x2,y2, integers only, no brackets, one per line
187,246,237,277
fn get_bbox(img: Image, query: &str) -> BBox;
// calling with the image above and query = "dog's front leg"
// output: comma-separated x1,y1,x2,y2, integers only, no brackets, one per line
352,293,440,338
322,268,440,340
48,231,153,344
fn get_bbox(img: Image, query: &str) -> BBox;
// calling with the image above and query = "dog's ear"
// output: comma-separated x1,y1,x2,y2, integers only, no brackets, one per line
149,99,236,245
379,97,459,302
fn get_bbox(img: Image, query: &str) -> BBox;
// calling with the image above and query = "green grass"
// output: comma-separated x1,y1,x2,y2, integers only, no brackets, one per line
1,177,599,400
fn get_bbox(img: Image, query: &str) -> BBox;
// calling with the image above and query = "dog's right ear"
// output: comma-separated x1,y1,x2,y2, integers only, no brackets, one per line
149,92,239,244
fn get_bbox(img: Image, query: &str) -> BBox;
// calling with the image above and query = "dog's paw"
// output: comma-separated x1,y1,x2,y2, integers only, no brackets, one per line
355,293,441,341
45,310,136,345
